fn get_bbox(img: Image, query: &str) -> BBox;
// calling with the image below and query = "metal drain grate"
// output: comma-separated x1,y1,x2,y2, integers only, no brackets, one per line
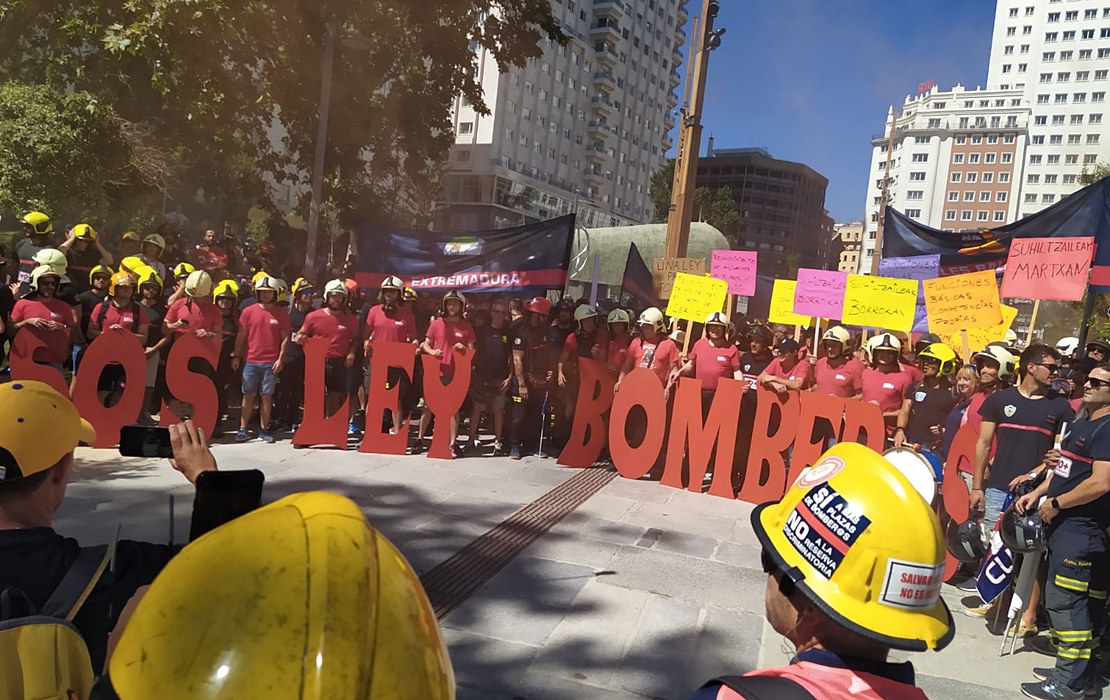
420,466,618,619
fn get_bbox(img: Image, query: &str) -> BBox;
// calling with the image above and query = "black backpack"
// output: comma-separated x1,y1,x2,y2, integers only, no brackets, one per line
700,675,816,700
97,299,142,331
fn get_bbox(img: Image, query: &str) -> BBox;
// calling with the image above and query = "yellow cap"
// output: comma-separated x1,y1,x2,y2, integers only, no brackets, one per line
108,492,455,699
0,381,95,483
754,442,953,652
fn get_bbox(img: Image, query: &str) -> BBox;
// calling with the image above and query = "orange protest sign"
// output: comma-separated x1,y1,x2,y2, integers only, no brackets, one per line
923,271,1003,332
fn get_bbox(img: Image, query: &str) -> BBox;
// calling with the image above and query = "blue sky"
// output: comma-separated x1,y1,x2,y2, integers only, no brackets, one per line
686,0,996,223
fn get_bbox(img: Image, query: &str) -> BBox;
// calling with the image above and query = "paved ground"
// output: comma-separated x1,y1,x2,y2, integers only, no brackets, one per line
59,437,1053,699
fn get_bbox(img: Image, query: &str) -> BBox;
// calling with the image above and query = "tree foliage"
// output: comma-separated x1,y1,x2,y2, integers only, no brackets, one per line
1079,162,1110,187
0,0,564,228
648,158,740,245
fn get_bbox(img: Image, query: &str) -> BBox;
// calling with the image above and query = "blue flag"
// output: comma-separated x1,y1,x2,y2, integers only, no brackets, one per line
975,491,1016,604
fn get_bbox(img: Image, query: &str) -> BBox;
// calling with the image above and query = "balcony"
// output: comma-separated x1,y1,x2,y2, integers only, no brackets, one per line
590,21,621,43
591,95,616,115
666,92,679,108
593,70,617,93
672,49,684,67
588,119,616,139
669,70,681,88
662,135,674,151
675,25,687,45
586,144,610,163
593,0,625,19
677,3,689,24
583,168,606,185
595,44,619,69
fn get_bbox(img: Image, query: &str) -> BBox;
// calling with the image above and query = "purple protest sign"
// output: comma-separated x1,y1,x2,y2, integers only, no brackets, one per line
710,250,758,296
793,268,847,319
879,256,941,334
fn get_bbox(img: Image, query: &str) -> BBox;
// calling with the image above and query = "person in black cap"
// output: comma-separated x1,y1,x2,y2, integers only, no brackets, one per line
1085,337,1110,364
758,337,812,395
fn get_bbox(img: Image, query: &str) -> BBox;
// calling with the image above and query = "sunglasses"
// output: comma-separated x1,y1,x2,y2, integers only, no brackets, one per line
761,549,801,597
1087,376,1110,389
1032,362,1061,374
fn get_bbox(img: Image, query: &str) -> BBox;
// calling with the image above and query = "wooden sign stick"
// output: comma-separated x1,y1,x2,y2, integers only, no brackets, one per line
961,330,971,365
1025,298,1041,347
682,318,693,357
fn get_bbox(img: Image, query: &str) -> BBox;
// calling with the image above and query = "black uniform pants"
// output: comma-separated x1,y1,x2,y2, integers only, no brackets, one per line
1046,523,1110,693
275,355,305,426
510,379,546,453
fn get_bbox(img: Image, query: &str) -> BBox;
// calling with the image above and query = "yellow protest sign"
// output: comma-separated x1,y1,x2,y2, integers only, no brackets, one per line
652,257,705,300
769,280,812,326
923,271,1004,332
940,304,1018,352
665,272,729,322
839,274,919,332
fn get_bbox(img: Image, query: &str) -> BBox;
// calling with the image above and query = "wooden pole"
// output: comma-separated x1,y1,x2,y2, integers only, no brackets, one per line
794,325,802,342
1025,299,1042,347
961,330,971,365
870,109,900,276
663,0,718,260
682,318,693,357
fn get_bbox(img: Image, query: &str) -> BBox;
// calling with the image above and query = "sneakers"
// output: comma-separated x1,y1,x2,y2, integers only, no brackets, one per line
471,438,482,449
1022,679,1086,700
493,441,508,457
411,440,425,455
348,421,362,436
260,430,276,444
1032,669,1098,697
451,444,466,459
235,429,250,442
955,576,979,592
510,445,522,460
963,603,993,618
1010,620,1039,637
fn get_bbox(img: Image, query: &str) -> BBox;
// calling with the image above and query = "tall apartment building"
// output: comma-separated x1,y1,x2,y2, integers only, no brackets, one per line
696,147,834,278
985,1,1110,218
835,222,863,273
858,85,1031,272
434,0,688,232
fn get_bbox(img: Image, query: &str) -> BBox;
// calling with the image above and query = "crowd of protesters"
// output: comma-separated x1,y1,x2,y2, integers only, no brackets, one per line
8,212,1110,698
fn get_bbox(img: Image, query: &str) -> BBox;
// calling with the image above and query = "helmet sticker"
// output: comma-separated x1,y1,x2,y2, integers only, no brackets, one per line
879,559,944,610
782,483,872,580
795,455,846,489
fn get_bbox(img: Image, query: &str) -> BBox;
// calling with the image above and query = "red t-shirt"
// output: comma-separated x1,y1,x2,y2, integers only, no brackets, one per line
687,338,740,391
607,335,631,373
813,356,864,398
301,309,359,359
862,367,914,418
627,336,680,386
11,297,74,363
100,301,149,334
963,390,999,465
366,304,416,344
239,304,291,364
763,356,813,390
165,298,222,337
190,245,229,272
425,318,476,373
902,362,924,384
564,329,609,358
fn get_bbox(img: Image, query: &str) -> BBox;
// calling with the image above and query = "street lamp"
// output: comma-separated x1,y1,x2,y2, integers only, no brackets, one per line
305,23,372,280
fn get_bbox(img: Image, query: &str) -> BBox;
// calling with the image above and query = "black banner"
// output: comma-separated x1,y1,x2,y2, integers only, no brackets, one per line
620,242,656,310
883,176,1110,290
354,215,576,294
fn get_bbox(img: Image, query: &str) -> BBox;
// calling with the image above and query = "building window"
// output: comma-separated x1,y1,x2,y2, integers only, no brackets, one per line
1066,154,1079,164
978,211,989,221
1091,113,1104,124
1072,114,1085,124
1053,115,1066,125
909,171,926,181
1051,134,1063,144
1046,32,1058,42
1069,134,1082,144
980,191,992,202
1045,52,1057,62
969,153,981,164
951,172,962,183
1075,92,1088,102
1043,194,1056,203
1059,72,1071,82
1048,154,1061,164
1035,115,1048,125
1087,154,1099,163
905,209,921,219
1004,134,1016,144
948,191,960,201
906,190,924,200
911,153,928,162
962,211,973,221
954,154,965,164
1095,92,1107,102
1089,134,1102,144
1030,154,1043,164
1032,135,1045,144
1046,174,1059,184
1039,94,1051,104
946,210,957,220
956,135,967,144
1000,172,1011,183
1028,174,1041,184
964,191,976,202
985,153,997,164
1063,174,1077,184
966,172,978,183
928,118,941,128
983,172,994,183
994,211,1007,222
1025,193,1037,203
458,121,473,134
1056,93,1068,103
997,192,1008,202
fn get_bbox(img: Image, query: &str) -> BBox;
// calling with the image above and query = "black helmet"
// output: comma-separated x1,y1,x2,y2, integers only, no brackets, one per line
945,518,987,563
1086,337,1110,355
915,333,942,354
747,324,774,343
999,505,1045,554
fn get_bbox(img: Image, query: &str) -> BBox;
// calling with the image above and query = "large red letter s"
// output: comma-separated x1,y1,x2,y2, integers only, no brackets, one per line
159,334,220,439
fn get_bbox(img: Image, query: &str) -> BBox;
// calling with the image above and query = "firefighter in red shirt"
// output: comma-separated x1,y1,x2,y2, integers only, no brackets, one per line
414,290,475,457
603,309,632,379
162,271,221,419
232,276,291,444
9,264,75,371
691,443,951,700
811,326,863,399
363,275,417,436
296,280,361,435
87,271,149,406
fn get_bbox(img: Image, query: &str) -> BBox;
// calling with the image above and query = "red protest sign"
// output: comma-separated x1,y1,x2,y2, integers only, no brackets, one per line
999,237,1094,301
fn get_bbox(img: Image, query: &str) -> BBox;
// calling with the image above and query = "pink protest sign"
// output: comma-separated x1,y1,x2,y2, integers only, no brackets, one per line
793,268,847,319
999,237,1094,301
710,250,757,296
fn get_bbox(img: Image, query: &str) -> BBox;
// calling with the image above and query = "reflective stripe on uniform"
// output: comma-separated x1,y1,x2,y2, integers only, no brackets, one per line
1055,574,1090,592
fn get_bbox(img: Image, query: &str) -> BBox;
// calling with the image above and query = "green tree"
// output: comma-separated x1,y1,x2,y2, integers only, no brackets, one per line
0,81,162,223
1079,162,1110,186
0,0,564,228
649,159,741,245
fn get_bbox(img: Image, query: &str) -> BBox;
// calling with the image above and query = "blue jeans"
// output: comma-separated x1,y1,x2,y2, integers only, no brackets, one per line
984,486,1008,531
242,362,276,396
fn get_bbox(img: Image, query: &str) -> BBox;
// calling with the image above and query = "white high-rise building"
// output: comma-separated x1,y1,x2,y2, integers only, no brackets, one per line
858,84,1031,273
985,1,1110,217
434,0,688,231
